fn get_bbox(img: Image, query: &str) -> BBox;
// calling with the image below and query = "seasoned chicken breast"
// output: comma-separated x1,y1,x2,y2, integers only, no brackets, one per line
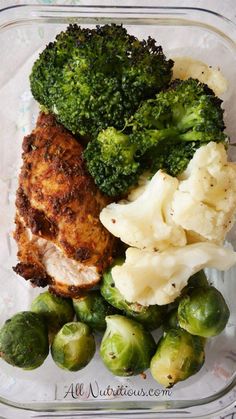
13,113,115,297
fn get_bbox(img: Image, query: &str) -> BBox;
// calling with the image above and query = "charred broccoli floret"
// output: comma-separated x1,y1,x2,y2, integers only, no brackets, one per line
84,78,226,196
132,78,225,137
30,24,173,138
84,128,140,197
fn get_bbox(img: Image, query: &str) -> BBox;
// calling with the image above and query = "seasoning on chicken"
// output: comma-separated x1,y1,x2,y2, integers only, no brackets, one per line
13,113,116,297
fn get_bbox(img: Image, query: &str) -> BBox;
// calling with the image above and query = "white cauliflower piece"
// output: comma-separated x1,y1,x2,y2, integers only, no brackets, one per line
171,142,236,243
127,171,151,202
100,171,186,251
172,56,228,96
100,142,236,249
112,243,236,306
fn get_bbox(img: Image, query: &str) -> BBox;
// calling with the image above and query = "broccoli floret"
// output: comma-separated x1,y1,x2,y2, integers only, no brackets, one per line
132,78,225,141
84,79,227,196
84,128,141,197
30,24,173,138
141,140,200,177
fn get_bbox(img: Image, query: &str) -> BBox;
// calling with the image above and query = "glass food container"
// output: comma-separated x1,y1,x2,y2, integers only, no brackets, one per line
0,2,236,418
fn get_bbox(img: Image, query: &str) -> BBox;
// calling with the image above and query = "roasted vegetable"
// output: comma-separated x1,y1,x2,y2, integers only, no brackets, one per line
0,312,49,370
186,271,209,289
100,315,156,376
101,261,166,330
84,128,140,197
174,270,209,305
150,328,205,387
84,78,226,196
51,322,95,371
73,291,116,332
164,272,209,330
31,291,74,335
30,24,173,138
178,286,230,337
163,308,179,331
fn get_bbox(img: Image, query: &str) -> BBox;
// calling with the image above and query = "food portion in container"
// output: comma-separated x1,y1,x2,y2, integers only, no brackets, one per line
100,314,156,377
51,321,96,372
1,23,236,389
13,111,116,297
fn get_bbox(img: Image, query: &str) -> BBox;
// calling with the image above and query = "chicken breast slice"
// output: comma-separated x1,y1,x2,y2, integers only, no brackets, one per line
13,113,115,297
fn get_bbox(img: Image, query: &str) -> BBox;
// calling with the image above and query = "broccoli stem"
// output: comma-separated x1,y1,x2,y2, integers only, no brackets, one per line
173,105,202,132
148,128,211,144
145,128,195,144
179,132,208,142
144,128,180,143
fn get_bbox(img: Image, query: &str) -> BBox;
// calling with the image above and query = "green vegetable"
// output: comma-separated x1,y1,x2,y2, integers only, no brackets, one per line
101,261,166,330
31,291,74,335
164,272,209,330
163,308,179,331
30,24,173,138
178,286,230,337
100,315,156,376
187,271,209,289
84,128,140,197
84,78,226,196
0,311,49,370
73,291,116,332
150,328,205,387
174,270,209,304
51,322,95,371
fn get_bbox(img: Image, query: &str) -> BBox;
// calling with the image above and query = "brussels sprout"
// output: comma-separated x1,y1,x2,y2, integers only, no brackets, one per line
150,328,205,388
0,311,49,370
173,271,209,306
178,286,230,337
51,322,95,371
101,263,166,330
73,291,116,332
100,315,156,376
187,271,209,289
163,308,179,331
31,291,74,335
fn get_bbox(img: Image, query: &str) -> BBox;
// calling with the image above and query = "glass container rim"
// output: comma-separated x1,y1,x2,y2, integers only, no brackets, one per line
0,3,236,417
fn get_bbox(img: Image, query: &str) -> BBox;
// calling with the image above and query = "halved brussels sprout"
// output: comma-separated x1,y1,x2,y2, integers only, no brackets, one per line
178,286,230,337
150,328,205,388
101,261,166,330
0,311,49,370
73,291,116,332
100,314,156,376
31,291,74,335
51,322,95,371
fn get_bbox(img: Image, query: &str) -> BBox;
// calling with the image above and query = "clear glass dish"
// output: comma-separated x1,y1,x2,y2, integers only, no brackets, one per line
0,2,236,418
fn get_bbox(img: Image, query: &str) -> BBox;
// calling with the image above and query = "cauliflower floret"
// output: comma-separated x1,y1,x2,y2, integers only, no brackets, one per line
100,171,186,251
112,243,236,306
100,142,236,249
127,171,151,202
172,56,228,96
171,142,236,243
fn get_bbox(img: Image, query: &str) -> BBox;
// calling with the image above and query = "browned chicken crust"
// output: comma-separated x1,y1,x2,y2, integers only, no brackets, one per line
13,113,116,297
